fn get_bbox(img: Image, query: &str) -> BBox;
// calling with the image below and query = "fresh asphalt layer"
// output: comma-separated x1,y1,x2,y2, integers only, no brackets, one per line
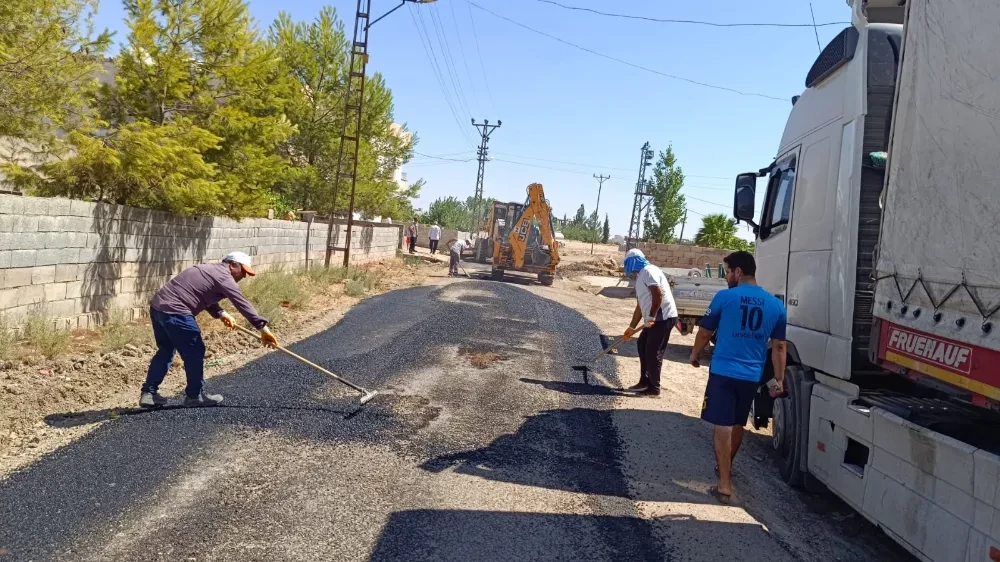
0,280,686,561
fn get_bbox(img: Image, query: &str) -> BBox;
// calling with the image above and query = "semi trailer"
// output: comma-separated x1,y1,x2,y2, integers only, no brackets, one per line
731,1,1000,560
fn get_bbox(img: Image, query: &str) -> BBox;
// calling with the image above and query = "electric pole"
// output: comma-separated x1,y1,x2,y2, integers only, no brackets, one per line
471,118,501,233
324,0,436,268
591,174,609,255
626,142,654,250
678,209,688,242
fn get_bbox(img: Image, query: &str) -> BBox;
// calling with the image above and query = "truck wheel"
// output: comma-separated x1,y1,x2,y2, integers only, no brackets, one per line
477,241,488,264
538,273,554,286
772,365,807,487
490,268,504,281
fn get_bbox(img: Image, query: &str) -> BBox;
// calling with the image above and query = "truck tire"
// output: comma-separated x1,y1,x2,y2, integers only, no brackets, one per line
490,268,504,281
538,272,554,286
772,365,808,487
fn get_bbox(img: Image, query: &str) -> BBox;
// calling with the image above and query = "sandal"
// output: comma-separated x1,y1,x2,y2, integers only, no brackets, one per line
709,486,731,505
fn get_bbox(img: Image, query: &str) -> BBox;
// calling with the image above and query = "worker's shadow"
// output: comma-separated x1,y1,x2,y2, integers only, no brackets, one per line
519,377,621,397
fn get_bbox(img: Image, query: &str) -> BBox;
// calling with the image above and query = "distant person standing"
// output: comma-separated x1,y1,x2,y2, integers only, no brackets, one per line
449,238,471,277
690,251,787,505
408,219,418,254
428,223,442,254
621,249,679,397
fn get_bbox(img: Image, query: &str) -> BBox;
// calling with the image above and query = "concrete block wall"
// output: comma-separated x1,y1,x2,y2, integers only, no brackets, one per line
0,194,403,329
635,241,735,270
410,224,470,249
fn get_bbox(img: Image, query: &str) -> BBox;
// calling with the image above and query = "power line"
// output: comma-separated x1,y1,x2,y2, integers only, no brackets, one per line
427,5,476,118
493,151,634,172
491,157,628,178
413,151,475,162
447,0,483,111
409,5,479,147
466,1,497,113
467,1,787,101
684,193,731,209
536,0,849,28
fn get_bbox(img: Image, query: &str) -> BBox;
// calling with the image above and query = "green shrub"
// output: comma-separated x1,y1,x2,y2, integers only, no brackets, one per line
98,307,151,352
22,306,70,359
0,314,17,361
345,279,366,297
239,269,308,328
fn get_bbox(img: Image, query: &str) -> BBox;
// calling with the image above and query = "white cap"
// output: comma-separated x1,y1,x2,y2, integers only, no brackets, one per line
222,251,256,276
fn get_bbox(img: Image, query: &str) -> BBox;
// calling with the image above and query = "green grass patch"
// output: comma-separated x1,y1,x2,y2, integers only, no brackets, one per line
238,269,308,328
344,279,366,297
0,314,17,361
98,308,152,352
22,306,70,359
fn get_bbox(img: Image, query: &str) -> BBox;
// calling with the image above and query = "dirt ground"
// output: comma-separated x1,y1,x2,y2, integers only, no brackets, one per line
0,257,441,475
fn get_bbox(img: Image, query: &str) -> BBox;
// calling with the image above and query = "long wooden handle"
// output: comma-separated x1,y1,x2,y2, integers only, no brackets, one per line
233,324,367,394
590,325,645,362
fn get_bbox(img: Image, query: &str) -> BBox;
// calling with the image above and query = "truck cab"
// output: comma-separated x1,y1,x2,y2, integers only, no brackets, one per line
730,2,1000,560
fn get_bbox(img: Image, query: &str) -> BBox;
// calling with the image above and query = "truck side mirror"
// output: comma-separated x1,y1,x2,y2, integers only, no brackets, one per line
734,173,758,227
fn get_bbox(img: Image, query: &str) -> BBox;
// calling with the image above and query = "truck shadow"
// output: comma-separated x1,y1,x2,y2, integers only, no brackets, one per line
369,508,786,562
421,407,770,506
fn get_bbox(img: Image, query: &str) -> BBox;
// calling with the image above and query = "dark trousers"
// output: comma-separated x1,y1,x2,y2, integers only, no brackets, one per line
637,315,676,392
449,250,460,276
141,308,206,398
409,235,417,253
429,239,439,254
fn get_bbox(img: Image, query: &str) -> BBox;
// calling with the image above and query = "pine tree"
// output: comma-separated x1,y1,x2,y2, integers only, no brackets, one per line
643,146,687,243
0,0,112,140
602,214,610,244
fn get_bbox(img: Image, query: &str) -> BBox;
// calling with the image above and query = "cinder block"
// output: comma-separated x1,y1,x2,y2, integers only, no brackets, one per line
0,288,17,308
36,216,59,232
10,250,35,268
54,264,77,283
69,199,94,217
119,277,137,294
21,197,50,216
15,285,45,306
36,248,79,266
31,266,56,285
0,195,25,215
64,281,83,299
44,283,67,301
3,268,31,289
0,251,9,270
47,299,77,318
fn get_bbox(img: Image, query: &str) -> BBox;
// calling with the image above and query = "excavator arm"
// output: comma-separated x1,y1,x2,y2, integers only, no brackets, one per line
507,183,561,269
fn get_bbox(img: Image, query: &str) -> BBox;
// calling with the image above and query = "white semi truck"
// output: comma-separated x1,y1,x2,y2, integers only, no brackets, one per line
731,1,1000,560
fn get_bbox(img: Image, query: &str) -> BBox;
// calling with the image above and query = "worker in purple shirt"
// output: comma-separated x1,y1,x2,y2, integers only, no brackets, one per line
139,251,278,408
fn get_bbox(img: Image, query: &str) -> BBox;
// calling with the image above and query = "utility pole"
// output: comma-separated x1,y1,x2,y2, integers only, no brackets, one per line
324,0,437,268
470,118,501,234
678,209,688,242
591,174,609,255
626,142,654,250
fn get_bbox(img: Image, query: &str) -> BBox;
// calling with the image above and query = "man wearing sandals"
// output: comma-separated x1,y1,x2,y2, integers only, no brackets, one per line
689,251,787,503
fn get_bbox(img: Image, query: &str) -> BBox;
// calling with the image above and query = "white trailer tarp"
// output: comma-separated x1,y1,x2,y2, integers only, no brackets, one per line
875,0,1000,348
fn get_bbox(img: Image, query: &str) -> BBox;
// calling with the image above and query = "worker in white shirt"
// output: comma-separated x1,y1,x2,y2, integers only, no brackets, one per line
429,224,442,254
621,248,679,397
449,238,472,277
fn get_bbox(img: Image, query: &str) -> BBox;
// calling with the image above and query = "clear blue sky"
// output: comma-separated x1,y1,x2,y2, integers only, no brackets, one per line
92,0,851,239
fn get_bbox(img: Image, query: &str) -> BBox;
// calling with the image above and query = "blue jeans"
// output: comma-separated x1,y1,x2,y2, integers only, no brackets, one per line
142,308,206,398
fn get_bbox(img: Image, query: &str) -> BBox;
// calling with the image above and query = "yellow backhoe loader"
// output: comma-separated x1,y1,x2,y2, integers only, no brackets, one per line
474,183,560,285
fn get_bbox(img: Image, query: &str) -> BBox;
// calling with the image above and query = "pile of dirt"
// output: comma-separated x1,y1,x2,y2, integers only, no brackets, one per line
558,256,622,277
458,347,505,369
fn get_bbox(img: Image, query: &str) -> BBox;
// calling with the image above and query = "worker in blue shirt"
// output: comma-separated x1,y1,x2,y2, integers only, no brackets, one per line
690,251,787,504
